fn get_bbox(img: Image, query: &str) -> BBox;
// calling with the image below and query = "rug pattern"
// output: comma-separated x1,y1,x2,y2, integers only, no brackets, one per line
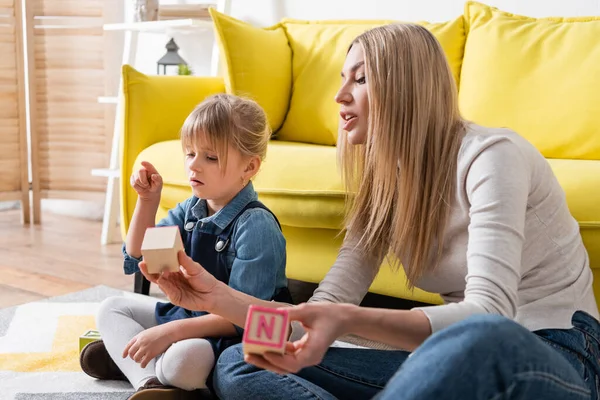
0,286,159,400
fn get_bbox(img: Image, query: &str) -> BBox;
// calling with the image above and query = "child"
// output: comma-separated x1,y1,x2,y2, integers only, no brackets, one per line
80,94,291,399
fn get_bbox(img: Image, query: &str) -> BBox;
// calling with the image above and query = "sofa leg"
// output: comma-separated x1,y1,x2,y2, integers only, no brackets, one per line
134,271,150,295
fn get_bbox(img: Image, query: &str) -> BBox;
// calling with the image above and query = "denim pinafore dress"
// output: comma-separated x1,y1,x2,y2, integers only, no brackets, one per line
154,200,292,357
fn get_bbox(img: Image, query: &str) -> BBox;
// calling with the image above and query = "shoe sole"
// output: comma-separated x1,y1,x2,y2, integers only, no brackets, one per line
128,388,201,400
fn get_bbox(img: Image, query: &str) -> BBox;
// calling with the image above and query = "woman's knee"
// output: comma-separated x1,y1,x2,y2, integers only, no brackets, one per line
214,344,247,382
420,314,529,357
213,344,255,398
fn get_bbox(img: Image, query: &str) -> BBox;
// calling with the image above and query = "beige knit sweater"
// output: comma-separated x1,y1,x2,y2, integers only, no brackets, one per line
297,124,598,350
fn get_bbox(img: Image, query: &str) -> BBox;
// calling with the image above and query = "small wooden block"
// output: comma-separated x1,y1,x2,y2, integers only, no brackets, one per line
79,329,101,354
141,226,184,274
242,305,289,355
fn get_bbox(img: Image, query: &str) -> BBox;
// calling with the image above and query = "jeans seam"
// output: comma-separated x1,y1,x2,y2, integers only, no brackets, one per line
537,335,587,366
284,373,328,400
490,371,591,399
574,326,600,349
574,326,600,396
314,364,387,389
489,380,517,400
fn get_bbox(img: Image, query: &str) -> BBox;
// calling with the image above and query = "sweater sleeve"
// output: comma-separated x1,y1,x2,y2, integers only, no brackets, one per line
414,139,529,333
309,233,381,305
289,233,384,345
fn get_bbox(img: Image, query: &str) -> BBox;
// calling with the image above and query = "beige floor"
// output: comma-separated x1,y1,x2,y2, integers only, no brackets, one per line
0,210,157,308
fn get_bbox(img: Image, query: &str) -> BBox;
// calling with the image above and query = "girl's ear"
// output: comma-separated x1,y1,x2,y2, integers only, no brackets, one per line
243,156,261,180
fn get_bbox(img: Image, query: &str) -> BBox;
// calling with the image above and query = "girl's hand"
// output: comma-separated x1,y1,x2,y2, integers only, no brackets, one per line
139,251,219,312
245,302,353,374
130,161,163,202
122,325,175,368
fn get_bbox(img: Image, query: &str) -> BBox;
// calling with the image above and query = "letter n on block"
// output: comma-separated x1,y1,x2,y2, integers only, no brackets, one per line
242,305,289,355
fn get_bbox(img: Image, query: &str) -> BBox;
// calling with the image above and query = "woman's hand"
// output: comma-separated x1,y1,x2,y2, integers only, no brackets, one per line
139,250,219,312
130,161,163,202
122,324,175,368
245,302,355,374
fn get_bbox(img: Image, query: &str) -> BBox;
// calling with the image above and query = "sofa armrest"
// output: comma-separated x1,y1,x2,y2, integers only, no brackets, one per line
120,65,225,237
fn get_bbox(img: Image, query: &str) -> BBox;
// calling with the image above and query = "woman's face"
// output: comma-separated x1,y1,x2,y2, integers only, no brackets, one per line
335,44,369,145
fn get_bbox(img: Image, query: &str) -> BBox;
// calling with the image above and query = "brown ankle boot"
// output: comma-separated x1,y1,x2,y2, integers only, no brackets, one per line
128,378,215,400
79,340,127,381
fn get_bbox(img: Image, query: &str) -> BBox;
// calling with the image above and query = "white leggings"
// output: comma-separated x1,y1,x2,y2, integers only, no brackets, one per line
96,296,215,390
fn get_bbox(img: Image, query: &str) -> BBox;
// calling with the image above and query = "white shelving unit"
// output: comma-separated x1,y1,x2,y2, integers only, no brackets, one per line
103,18,213,32
96,1,230,245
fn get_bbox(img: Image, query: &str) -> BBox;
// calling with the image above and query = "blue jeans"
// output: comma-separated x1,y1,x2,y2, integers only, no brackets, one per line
213,311,600,400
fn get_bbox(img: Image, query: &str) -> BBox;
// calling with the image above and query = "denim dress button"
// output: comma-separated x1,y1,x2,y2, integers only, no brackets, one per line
215,240,227,252
184,221,195,231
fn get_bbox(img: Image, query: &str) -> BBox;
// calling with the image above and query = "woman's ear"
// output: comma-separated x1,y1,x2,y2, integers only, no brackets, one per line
243,156,261,180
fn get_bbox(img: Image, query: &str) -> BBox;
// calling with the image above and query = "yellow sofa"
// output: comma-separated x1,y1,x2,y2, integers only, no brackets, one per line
120,2,600,305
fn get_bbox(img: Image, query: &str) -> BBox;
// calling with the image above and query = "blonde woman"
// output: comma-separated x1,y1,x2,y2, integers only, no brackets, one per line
140,24,600,400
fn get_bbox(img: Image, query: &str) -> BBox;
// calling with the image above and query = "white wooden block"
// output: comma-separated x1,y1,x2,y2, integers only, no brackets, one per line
141,226,184,274
242,305,289,355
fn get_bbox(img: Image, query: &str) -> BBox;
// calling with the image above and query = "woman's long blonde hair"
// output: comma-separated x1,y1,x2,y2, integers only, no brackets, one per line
340,24,465,287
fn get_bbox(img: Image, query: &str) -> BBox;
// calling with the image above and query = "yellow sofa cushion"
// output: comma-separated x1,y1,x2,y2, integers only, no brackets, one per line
282,225,443,305
209,9,292,132
459,1,600,160
209,10,466,146
120,66,225,236
135,140,345,230
134,139,600,269
278,16,466,146
547,159,600,268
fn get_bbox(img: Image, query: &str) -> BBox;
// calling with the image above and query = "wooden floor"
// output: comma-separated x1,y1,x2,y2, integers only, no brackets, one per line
0,209,150,308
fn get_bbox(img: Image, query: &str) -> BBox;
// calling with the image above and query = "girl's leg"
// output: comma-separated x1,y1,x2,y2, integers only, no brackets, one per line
155,338,215,390
96,296,159,389
213,345,409,400
377,314,596,400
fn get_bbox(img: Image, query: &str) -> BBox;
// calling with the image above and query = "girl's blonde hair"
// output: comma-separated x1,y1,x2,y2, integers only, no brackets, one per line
340,24,465,287
180,94,270,171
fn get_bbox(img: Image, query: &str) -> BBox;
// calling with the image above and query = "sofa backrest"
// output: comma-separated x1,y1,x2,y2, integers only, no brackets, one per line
210,10,292,136
211,2,600,160
459,1,600,160
277,17,465,146
210,9,465,146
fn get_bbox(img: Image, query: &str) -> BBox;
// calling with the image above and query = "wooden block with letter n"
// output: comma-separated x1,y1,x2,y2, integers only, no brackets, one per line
243,305,289,355
141,226,184,274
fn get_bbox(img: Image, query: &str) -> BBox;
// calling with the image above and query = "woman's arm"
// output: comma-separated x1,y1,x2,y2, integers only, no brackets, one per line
309,233,381,305
144,230,382,331
248,302,431,374
143,208,293,329
211,282,278,328
208,230,382,329
141,254,284,327
341,305,431,351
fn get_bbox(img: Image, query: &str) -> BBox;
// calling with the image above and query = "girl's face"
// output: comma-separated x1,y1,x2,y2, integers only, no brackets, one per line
335,44,369,145
184,134,258,214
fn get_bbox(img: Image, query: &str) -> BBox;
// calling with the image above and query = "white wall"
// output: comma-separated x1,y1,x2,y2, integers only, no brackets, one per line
131,0,600,77
231,0,600,25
